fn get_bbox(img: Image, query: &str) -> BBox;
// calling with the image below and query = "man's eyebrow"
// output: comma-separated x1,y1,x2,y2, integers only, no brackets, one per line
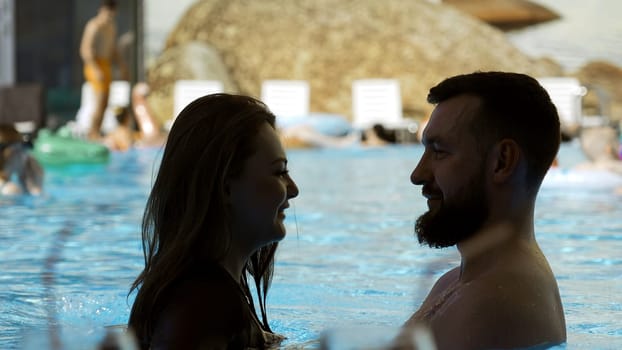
271,157,288,165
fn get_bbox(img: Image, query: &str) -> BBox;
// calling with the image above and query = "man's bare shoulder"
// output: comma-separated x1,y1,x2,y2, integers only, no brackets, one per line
428,267,566,349
457,268,561,317
403,267,460,326
429,267,460,295
81,19,100,41
85,18,98,29
85,17,108,34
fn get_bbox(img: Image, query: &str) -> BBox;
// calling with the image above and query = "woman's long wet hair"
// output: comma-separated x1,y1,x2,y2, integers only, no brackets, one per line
128,93,278,345
0,124,24,175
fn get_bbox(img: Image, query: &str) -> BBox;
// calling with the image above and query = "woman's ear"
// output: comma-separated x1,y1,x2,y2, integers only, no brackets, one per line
492,139,521,183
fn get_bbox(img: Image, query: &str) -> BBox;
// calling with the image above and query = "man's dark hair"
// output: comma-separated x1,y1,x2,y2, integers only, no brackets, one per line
427,71,560,191
102,0,117,9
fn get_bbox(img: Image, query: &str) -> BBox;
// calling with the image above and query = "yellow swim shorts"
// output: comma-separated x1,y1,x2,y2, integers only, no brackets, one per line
84,59,112,93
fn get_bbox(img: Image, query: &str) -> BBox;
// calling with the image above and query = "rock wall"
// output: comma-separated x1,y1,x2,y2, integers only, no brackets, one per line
574,60,622,124
147,41,239,122
147,0,563,124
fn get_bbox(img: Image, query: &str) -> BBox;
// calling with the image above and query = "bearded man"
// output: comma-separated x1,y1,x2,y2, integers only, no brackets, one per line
404,71,566,350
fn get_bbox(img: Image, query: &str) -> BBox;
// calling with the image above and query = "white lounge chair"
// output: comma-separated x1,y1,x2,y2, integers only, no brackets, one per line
172,80,224,118
351,79,419,143
167,80,224,131
260,80,310,126
75,80,131,135
537,77,589,130
351,79,408,130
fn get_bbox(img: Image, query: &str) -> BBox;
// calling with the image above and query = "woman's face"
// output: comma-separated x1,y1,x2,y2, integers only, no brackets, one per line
228,122,299,254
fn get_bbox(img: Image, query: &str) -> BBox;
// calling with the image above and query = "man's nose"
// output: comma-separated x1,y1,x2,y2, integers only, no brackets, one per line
410,159,427,186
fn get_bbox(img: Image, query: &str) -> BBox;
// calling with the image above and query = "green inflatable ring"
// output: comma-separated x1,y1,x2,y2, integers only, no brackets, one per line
33,129,110,165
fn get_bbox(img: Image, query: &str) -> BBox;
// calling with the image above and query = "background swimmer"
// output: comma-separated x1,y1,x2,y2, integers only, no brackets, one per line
0,124,43,196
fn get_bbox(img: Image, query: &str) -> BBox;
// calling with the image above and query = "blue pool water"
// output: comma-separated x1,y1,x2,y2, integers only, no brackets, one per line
1,142,621,349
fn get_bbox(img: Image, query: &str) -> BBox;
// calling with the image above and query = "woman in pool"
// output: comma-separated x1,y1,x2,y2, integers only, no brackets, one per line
128,94,299,349
0,123,43,196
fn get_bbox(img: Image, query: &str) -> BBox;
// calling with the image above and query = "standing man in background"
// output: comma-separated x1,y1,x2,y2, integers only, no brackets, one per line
80,0,127,140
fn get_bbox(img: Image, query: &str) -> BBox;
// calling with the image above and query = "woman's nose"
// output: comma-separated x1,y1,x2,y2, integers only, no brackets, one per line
287,175,299,199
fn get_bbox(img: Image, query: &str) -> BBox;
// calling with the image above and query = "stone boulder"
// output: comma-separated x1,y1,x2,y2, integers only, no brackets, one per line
149,0,563,124
574,60,622,125
146,41,238,123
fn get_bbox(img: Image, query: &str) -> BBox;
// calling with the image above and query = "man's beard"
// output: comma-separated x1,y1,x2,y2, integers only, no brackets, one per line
415,175,489,248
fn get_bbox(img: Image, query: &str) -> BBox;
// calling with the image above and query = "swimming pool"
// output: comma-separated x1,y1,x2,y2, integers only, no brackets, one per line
1,142,621,349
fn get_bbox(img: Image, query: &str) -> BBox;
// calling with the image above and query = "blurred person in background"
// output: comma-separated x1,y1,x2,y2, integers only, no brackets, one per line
131,82,166,148
80,0,128,140
0,124,43,196
103,106,134,152
103,83,166,152
575,125,622,174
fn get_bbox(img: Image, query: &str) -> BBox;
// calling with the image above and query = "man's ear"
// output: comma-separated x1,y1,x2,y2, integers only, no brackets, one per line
491,139,521,183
